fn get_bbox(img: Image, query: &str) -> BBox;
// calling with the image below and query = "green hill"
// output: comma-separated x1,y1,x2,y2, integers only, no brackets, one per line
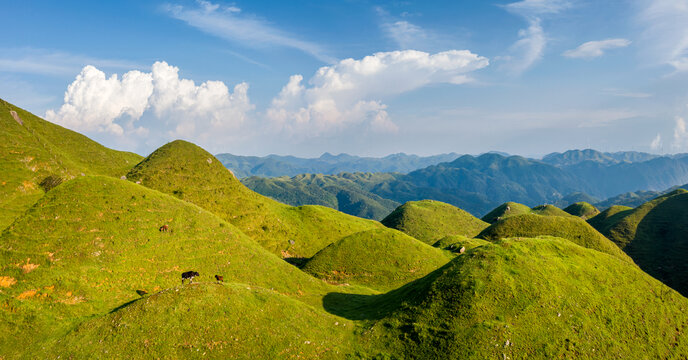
587,204,633,234
0,98,142,230
357,237,688,359
380,200,489,244
34,283,354,359
302,229,454,291
242,173,401,220
563,201,600,219
477,214,631,262
597,189,688,295
126,140,381,258
0,176,346,356
481,202,573,223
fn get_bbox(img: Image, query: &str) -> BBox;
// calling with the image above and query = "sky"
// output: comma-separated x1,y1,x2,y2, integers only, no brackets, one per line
2,0,688,157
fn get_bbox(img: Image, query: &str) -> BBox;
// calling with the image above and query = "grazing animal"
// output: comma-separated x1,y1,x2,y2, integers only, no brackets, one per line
136,289,148,296
506,205,511,211
182,271,200,284
159,224,169,232
215,275,224,283
458,246,466,254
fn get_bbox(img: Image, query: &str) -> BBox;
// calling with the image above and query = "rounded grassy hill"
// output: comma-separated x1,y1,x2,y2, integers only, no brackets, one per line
597,189,688,296
380,200,489,244
563,201,600,219
302,228,455,291
359,237,688,359
125,140,381,258
0,176,343,357
0,99,142,230
477,214,631,262
481,202,573,223
587,205,633,234
34,283,354,359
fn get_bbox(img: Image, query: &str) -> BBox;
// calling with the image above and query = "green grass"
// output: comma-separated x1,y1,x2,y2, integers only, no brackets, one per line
477,214,632,262
563,201,600,219
482,202,574,223
357,237,688,359
302,228,455,292
0,176,350,357
33,283,354,359
126,140,381,258
0,98,142,231
381,200,489,244
587,205,633,235
596,190,688,296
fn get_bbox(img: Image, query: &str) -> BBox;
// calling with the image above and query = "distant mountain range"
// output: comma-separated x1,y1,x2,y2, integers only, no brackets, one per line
237,149,688,219
216,152,462,178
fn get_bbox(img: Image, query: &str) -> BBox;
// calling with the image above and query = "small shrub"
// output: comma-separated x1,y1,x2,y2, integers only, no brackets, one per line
39,175,63,192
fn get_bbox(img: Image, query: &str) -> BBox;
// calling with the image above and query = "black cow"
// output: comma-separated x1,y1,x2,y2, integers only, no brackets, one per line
182,271,200,284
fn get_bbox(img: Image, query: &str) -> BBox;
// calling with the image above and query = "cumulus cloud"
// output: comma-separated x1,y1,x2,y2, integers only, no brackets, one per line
267,50,489,137
651,133,663,151
501,0,571,74
46,61,253,140
563,39,631,59
674,117,688,150
638,0,688,71
163,0,333,63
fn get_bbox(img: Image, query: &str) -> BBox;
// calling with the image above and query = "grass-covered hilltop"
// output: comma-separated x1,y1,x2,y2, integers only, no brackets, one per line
2,98,688,358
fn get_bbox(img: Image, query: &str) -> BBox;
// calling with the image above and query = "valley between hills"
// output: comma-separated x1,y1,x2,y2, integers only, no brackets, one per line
3,98,688,359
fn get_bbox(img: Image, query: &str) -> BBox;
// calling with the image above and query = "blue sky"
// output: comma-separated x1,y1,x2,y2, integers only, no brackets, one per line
2,0,688,157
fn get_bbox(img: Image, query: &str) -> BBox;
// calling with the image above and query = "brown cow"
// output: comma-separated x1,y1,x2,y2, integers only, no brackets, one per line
159,224,169,232
215,275,224,283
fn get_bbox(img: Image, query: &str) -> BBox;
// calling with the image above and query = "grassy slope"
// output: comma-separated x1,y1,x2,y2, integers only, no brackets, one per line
0,99,142,230
35,284,354,359
0,176,351,357
587,205,633,235
359,237,688,359
598,190,688,296
482,202,574,223
126,140,381,258
381,200,489,244
477,214,631,262
302,229,455,292
564,201,600,220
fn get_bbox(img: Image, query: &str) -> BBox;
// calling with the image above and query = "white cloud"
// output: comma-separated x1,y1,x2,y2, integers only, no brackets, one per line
501,0,571,75
651,133,663,151
563,39,631,59
504,0,572,17
163,1,333,63
45,61,253,140
638,0,688,71
267,49,489,137
602,88,653,98
673,116,688,150
381,20,429,49
0,48,143,76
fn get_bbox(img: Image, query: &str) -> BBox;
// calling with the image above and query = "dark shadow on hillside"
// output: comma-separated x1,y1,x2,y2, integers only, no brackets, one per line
109,298,143,314
284,257,309,268
632,194,688,297
322,261,456,321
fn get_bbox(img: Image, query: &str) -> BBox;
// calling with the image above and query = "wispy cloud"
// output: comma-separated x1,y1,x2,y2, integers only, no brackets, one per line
376,7,430,50
674,116,688,150
602,88,653,99
637,0,688,72
0,48,143,76
500,0,572,75
163,0,334,63
651,133,663,151
563,39,631,59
